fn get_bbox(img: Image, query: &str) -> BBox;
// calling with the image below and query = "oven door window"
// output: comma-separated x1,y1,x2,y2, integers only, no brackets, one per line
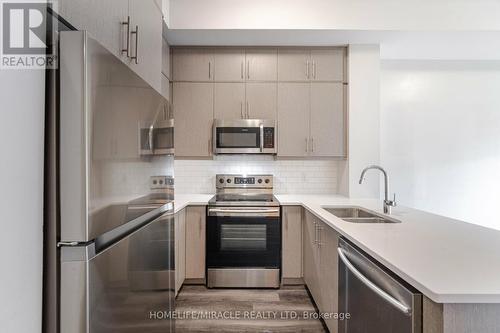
206,216,281,268
220,224,267,251
216,127,260,148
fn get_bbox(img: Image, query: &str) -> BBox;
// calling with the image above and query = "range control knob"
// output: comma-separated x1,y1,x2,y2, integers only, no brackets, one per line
227,179,232,183
265,179,270,184
258,179,263,184
219,178,224,184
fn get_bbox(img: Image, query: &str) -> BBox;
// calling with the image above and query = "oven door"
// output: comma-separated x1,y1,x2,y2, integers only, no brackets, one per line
206,207,281,268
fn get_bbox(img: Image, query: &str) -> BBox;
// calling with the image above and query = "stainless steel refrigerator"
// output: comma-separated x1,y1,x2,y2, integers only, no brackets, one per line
54,30,175,333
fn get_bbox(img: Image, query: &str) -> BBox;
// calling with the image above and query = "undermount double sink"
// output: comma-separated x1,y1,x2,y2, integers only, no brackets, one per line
324,207,401,224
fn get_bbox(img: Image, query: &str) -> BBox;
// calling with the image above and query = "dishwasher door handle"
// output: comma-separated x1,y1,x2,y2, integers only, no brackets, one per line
337,247,412,315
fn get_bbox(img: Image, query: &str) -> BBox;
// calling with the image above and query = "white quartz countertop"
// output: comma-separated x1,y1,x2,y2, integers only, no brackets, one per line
173,193,500,304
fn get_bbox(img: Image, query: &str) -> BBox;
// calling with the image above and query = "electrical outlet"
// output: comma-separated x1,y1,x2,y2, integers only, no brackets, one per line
150,176,174,189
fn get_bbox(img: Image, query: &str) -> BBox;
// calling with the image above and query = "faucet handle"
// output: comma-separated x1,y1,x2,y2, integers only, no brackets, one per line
391,193,397,206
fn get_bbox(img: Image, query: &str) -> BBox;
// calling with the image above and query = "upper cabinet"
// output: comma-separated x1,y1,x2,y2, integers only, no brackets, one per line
59,0,128,59
278,49,310,82
173,82,214,157
172,46,347,158
278,48,345,82
277,83,310,157
172,48,214,82
310,49,345,81
214,49,246,82
245,48,278,81
246,82,277,120
128,0,162,91
310,83,345,156
59,0,162,92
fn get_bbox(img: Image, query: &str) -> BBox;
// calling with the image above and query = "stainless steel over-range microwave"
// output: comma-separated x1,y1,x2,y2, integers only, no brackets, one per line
139,118,174,156
213,119,277,154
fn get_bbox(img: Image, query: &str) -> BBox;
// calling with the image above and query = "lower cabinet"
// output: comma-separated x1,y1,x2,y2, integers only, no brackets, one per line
303,210,340,333
282,206,303,281
185,206,206,281
175,208,186,296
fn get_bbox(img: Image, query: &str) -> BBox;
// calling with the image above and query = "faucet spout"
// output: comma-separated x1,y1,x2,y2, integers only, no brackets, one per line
358,165,396,214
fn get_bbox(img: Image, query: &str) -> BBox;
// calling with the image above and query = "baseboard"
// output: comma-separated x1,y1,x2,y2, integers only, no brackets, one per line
184,278,206,285
282,277,304,285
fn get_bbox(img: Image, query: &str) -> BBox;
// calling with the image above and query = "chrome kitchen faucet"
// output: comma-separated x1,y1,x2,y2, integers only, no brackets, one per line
359,165,397,214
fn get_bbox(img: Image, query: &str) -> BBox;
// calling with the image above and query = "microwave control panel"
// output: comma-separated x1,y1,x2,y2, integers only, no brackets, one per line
263,128,275,148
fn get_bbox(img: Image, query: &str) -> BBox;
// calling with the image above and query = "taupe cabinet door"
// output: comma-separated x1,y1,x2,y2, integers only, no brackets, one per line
185,207,206,280
282,206,303,279
245,48,278,81
214,83,245,119
277,83,310,157
278,49,310,81
303,210,340,333
175,209,186,295
319,223,339,333
59,0,128,60
303,211,322,304
173,82,214,157
310,49,344,81
173,48,214,81
128,0,162,91
214,49,246,82
310,83,345,157
245,83,277,120
59,0,162,91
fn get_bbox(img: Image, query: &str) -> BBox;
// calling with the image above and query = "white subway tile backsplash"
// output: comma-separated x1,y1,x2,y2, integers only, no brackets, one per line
174,156,339,194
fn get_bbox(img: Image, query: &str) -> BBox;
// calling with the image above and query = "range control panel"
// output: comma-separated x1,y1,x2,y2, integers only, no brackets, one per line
216,174,273,189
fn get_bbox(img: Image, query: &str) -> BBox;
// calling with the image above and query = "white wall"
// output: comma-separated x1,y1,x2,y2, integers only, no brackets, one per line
0,70,45,332
381,60,500,230
175,156,339,194
345,45,381,198
170,0,500,30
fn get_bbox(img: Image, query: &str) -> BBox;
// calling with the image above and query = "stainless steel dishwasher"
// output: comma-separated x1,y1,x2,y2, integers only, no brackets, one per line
338,238,422,333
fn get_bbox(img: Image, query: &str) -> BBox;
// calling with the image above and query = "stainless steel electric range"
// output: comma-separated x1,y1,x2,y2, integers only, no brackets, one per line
206,174,281,288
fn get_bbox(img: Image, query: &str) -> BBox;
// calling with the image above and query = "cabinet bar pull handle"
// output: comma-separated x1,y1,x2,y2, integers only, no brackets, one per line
121,16,130,57
241,61,244,79
208,62,211,79
305,138,308,153
313,61,317,79
130,25,139,64
311,137,314,153
247,60,250,79
306,60,309,79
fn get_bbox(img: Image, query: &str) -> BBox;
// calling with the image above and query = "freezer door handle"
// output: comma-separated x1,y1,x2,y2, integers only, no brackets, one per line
338,247,412,315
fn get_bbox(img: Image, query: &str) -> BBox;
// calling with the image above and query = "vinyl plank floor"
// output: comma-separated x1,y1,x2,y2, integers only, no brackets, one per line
175,285,327,333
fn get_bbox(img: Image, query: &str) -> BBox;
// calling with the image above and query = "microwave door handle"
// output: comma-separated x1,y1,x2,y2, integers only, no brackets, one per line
148,124,154,153
260,123,264,152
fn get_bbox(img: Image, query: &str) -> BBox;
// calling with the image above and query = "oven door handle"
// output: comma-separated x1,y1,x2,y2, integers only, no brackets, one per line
208,208,280,217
